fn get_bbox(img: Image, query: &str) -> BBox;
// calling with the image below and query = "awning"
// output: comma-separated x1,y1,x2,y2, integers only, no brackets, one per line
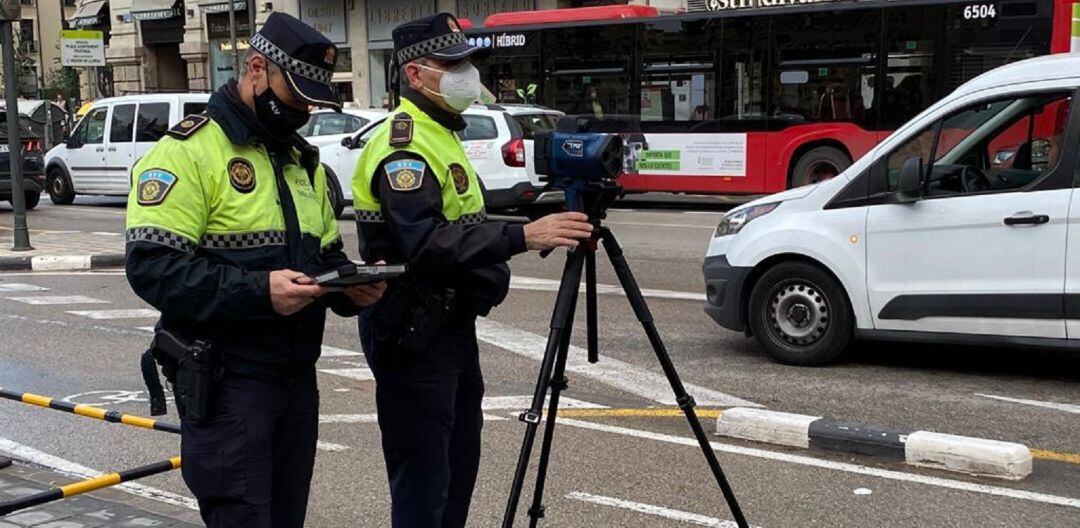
198,0,247,14
131,0,182,21
70,0,107,28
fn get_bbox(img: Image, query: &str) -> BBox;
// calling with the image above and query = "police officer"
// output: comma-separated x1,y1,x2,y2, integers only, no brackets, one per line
125,13,384,527
352,12,595,528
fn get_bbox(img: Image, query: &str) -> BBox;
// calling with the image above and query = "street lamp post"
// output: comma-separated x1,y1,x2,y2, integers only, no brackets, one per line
1,0,34,251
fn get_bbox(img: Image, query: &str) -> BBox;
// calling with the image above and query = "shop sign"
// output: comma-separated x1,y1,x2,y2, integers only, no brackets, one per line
207,12,252,38
689,0,836,12
456,0,534,21
300,0,348,45
367,0,436,43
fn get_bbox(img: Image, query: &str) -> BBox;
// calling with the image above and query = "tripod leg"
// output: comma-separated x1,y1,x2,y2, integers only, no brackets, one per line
585,250,598,364
526,273,581,528
598,228,750,528
503,248,586,528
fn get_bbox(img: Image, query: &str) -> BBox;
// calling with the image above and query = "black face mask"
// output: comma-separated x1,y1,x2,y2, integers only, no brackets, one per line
253,80,310,137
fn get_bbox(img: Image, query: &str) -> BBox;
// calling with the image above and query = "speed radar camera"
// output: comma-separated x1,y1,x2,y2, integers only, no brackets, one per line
534,124,624,217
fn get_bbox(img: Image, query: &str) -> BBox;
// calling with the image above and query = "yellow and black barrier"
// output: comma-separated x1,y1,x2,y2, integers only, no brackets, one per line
0,457,181,516
0,387,180,434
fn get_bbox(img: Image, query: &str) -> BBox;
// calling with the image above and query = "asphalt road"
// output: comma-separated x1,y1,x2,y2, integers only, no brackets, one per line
0,198,1078,527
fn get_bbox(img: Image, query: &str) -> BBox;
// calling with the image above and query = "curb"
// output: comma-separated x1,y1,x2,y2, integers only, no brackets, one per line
0,456,10,470
0,254,125,272
716,408,1032,480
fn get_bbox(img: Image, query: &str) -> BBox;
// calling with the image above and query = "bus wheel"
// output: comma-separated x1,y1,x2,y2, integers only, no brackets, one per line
790,147,850,188
748,261,852,366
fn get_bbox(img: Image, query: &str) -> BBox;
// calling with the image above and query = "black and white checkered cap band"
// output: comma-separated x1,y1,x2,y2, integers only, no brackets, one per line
201,231,287,249
250,33,333,85
127,227,197,254
396,32,468,64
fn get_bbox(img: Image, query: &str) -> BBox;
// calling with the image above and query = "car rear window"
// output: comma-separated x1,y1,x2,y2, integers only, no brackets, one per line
512,113,559,140
459,115,498,141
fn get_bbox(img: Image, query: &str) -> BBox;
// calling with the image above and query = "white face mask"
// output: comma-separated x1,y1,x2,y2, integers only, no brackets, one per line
416,61,481,113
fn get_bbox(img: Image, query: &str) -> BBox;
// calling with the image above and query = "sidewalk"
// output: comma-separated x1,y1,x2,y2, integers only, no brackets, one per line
0,228,124,271
0,462,201,528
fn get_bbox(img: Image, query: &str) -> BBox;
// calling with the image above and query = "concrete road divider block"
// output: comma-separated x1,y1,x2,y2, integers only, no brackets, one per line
716,408,820,448
32,256,92,271
905,431,1032,480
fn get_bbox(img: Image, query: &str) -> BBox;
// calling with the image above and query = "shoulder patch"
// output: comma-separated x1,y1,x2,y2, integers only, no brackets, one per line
449,163,469,194
389,113,413,147
228,157,257,193
384,159,426,192
166,114,209,140
136,169,179,206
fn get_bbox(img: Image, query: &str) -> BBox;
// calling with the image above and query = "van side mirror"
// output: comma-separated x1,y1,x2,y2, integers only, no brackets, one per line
895,157,923,204
340,136,352,148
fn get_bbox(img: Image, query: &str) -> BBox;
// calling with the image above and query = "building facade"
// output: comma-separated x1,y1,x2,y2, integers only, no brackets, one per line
0,0,78,98
67,0,676,107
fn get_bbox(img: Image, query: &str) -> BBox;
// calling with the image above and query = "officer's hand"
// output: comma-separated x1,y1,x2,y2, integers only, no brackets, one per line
523,212,593,251
343,281,386,307
270,269,325,316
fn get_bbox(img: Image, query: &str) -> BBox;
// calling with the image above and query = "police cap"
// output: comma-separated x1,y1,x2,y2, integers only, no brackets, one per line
392,12,490,65
250,12,341,111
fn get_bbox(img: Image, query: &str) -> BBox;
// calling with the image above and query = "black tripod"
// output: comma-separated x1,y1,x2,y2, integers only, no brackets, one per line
501,182,748,528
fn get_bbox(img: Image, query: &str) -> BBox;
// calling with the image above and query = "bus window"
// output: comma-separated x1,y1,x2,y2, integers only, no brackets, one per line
545,24,635,118
769,10,881,128
639,19,719,131
880,6,943,129
715,17,769,131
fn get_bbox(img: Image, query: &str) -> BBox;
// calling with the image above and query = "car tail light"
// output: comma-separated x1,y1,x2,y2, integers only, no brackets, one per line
23,139,41,152
502,138,526,168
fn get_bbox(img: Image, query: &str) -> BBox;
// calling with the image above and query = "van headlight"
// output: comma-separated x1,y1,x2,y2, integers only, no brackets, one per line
715,203,779,237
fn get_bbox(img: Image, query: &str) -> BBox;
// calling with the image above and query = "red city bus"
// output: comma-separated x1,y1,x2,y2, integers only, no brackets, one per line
463,0,1076,195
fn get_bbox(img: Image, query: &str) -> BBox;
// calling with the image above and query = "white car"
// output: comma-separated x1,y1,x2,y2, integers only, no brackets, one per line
43,93,210,204
299,108,387,148
319,103,565,211
703,53,1079,366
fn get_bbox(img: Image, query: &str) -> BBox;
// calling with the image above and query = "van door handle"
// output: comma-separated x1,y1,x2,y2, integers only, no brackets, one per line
107,146,117,152
1004,214,1049,226
95,147,105,152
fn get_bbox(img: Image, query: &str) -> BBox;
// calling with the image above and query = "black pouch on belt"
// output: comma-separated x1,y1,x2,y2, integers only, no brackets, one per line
147,330,221,425
374,278,456,354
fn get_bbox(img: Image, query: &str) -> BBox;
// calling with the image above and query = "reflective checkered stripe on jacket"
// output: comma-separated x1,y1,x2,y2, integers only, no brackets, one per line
352,98,486,225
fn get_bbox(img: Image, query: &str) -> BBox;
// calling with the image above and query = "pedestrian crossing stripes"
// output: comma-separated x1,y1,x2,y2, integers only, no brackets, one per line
5,296,110,305
66,309,160,320
318,368,374,382
320,345,364,357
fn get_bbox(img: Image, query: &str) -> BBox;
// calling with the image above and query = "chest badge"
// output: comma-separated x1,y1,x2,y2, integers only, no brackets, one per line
136,169,178,206
449,163,470,194
228,158,256,193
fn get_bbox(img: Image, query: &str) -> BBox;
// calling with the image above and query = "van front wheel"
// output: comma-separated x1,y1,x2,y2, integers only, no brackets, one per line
748,261,852,366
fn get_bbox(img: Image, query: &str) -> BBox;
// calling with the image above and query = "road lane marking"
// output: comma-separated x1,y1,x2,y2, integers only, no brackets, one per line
1031,449,1080,465
318,368,374,382
566,491,753,527
605,221,715,230
510,276,706,302
0,271,126,276
0,313,150,338
0,436,197,511
476,319,760,408
481,395,607,411
320,345,364,358
4,295,109,305
0,283,49,293
316,441,350,452
67,309,159,320
975,393,1080,415
320,412,508,423
556,418,1080,509
137,326,155,333
558,408,722,419
90,231,122,236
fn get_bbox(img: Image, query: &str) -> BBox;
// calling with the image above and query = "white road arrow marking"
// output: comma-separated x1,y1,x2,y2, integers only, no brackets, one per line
975,393,1080,415
566,491,757,527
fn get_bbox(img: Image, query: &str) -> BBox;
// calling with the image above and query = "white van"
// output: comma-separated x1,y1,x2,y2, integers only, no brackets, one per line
43,94,210,204
703,54,1079,366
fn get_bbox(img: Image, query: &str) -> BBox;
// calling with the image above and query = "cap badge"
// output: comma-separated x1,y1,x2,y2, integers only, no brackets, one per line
325,47,337,65
448,18,461,33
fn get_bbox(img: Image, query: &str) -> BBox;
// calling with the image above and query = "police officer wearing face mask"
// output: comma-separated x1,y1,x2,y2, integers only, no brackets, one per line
352,12,594,528
125,13,385,528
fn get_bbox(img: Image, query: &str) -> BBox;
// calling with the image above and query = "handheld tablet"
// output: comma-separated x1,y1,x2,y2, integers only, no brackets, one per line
313,264,407,288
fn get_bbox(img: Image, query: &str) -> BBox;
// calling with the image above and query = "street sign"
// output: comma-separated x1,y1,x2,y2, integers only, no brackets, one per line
60,29,105,67
0,0,20,21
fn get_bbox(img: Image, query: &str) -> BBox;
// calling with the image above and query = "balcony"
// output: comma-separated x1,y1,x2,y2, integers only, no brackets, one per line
18,40,38,53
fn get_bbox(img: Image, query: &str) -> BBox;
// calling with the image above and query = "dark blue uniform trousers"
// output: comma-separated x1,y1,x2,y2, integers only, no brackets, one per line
362,314,485,528
180,370,319,528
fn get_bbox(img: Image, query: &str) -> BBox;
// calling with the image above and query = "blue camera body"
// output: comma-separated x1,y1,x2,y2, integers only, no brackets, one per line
535,132,623,184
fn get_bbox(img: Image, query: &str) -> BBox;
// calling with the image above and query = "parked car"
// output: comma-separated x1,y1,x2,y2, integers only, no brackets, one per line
0,122,46,209
300,108,387,148
318,103,565,216
703,53,1079,366
43,94,210,204
0,100,69,150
